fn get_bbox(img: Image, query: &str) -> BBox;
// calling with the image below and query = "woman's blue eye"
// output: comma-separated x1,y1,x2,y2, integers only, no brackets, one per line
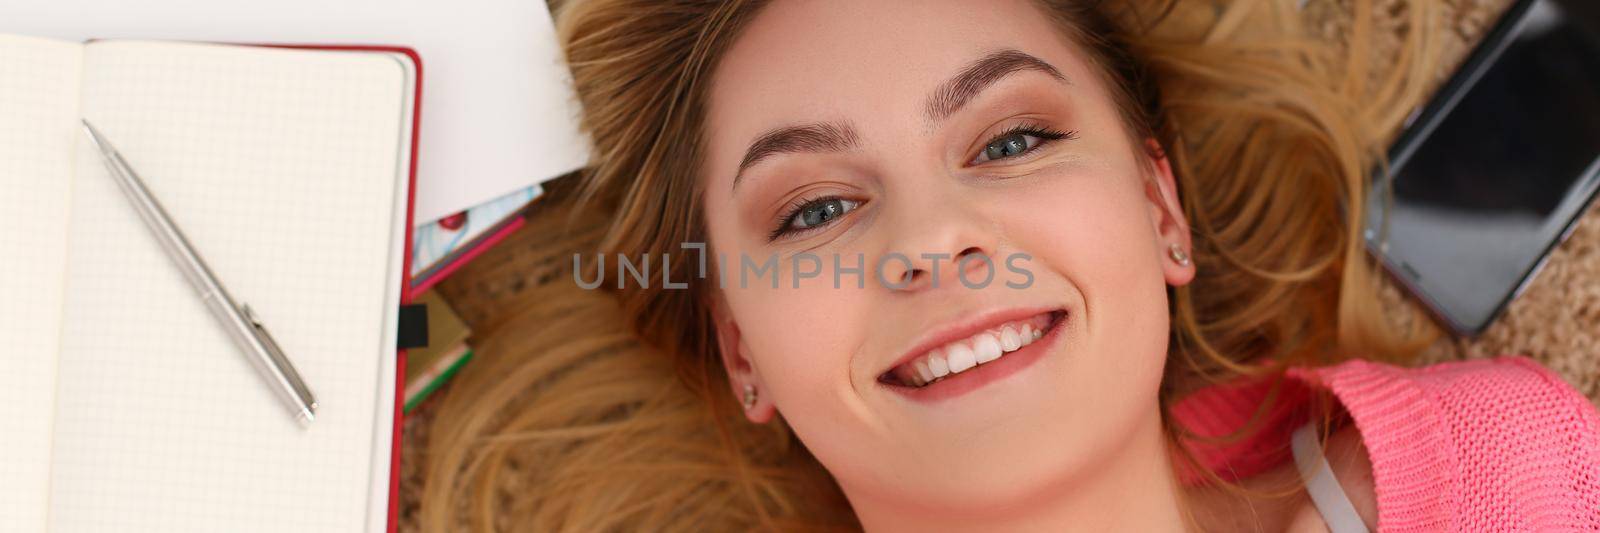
980,132,1037,162
971,127,1076,164
770,197,861,241
789,198,858,231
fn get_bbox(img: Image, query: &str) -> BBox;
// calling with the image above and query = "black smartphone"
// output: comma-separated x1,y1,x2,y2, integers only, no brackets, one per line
1364,0,1600,337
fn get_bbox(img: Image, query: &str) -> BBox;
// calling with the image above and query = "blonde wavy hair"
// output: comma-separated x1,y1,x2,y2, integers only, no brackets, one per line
421,0,1447,530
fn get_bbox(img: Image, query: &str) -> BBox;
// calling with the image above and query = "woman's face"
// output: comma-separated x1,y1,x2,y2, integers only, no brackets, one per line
700,0,1195,514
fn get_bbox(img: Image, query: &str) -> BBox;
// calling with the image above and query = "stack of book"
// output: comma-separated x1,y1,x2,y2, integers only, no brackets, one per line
403,289,474,412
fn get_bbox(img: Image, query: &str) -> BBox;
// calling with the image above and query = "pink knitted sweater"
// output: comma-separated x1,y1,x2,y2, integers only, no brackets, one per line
1170,355,1600,531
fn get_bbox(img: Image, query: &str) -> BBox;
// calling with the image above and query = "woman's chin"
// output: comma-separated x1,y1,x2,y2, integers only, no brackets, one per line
835,417,1108,517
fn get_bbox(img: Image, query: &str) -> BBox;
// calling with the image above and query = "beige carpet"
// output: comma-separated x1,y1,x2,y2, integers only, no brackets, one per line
400,0,1600,529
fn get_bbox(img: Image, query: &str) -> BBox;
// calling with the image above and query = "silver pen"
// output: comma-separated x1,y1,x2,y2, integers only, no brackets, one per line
81,120,318,426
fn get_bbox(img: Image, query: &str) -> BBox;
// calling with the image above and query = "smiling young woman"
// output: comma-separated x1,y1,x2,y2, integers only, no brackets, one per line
419,0,1600,531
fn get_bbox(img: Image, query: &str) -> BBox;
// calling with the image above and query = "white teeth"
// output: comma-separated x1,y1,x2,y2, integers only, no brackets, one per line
999,326,1022,352
927,349,950,378
945,342,977,374
914,359,934,384
890,314,1058,387
973,334,1002,364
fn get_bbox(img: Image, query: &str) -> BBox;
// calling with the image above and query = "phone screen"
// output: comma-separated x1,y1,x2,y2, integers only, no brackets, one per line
1365,0,1600,335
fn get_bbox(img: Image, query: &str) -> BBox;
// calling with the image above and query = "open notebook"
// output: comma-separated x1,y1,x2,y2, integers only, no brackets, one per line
0,35,414,532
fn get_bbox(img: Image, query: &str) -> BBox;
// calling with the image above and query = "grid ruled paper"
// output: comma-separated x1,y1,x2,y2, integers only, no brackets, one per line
44,40,407,532
0,34,83,533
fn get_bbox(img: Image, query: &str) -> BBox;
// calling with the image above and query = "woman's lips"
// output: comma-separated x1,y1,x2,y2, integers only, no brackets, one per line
877,310,1067,402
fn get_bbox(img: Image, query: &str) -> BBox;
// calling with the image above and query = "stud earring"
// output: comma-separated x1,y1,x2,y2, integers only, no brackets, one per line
1168,243,1190,266
741,384,757,410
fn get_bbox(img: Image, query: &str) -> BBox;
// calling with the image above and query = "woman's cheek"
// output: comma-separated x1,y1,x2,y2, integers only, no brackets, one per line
741,282,869,398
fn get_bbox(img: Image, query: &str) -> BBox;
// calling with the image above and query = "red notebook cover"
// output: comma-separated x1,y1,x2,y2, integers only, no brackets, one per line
264,43,421,533
391,45,419,533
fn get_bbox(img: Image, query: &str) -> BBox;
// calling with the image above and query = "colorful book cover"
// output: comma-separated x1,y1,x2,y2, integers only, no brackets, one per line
409,184,542,291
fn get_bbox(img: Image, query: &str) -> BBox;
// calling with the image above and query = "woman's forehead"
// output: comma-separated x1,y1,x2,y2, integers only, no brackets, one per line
701,0,1100,176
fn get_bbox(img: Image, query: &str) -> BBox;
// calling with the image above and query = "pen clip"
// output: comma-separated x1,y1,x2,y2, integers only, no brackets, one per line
240,304,287,359
240,303,316,414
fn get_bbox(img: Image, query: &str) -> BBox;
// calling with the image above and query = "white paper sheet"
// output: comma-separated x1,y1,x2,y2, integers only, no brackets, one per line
1,0,591,223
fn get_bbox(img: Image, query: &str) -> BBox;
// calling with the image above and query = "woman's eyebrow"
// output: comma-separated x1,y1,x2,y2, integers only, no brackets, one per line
924,49,1068,126
731,50,1064,194
733,121,860,192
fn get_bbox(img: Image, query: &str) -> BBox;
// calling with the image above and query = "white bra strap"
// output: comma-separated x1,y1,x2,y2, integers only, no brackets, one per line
1290,422,1370,533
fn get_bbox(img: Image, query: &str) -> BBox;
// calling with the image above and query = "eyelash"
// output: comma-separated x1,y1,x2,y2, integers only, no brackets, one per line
974,123,1078,163
766,124,1077,241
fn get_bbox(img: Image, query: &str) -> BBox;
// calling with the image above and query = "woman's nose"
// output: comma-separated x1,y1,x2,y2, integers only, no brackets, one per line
881,245,996,292
874,189,1001,292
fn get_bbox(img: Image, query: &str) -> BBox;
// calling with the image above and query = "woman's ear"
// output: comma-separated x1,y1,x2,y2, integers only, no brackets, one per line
710,296,775,423
1141,139,1195,288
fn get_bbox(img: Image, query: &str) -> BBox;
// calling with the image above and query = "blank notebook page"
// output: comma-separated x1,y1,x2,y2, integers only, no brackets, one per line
0,34,81,533
50,41,405,532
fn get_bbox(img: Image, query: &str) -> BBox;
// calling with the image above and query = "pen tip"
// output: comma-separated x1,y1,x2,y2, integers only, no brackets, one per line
297,407,316,426
80,120,106,149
